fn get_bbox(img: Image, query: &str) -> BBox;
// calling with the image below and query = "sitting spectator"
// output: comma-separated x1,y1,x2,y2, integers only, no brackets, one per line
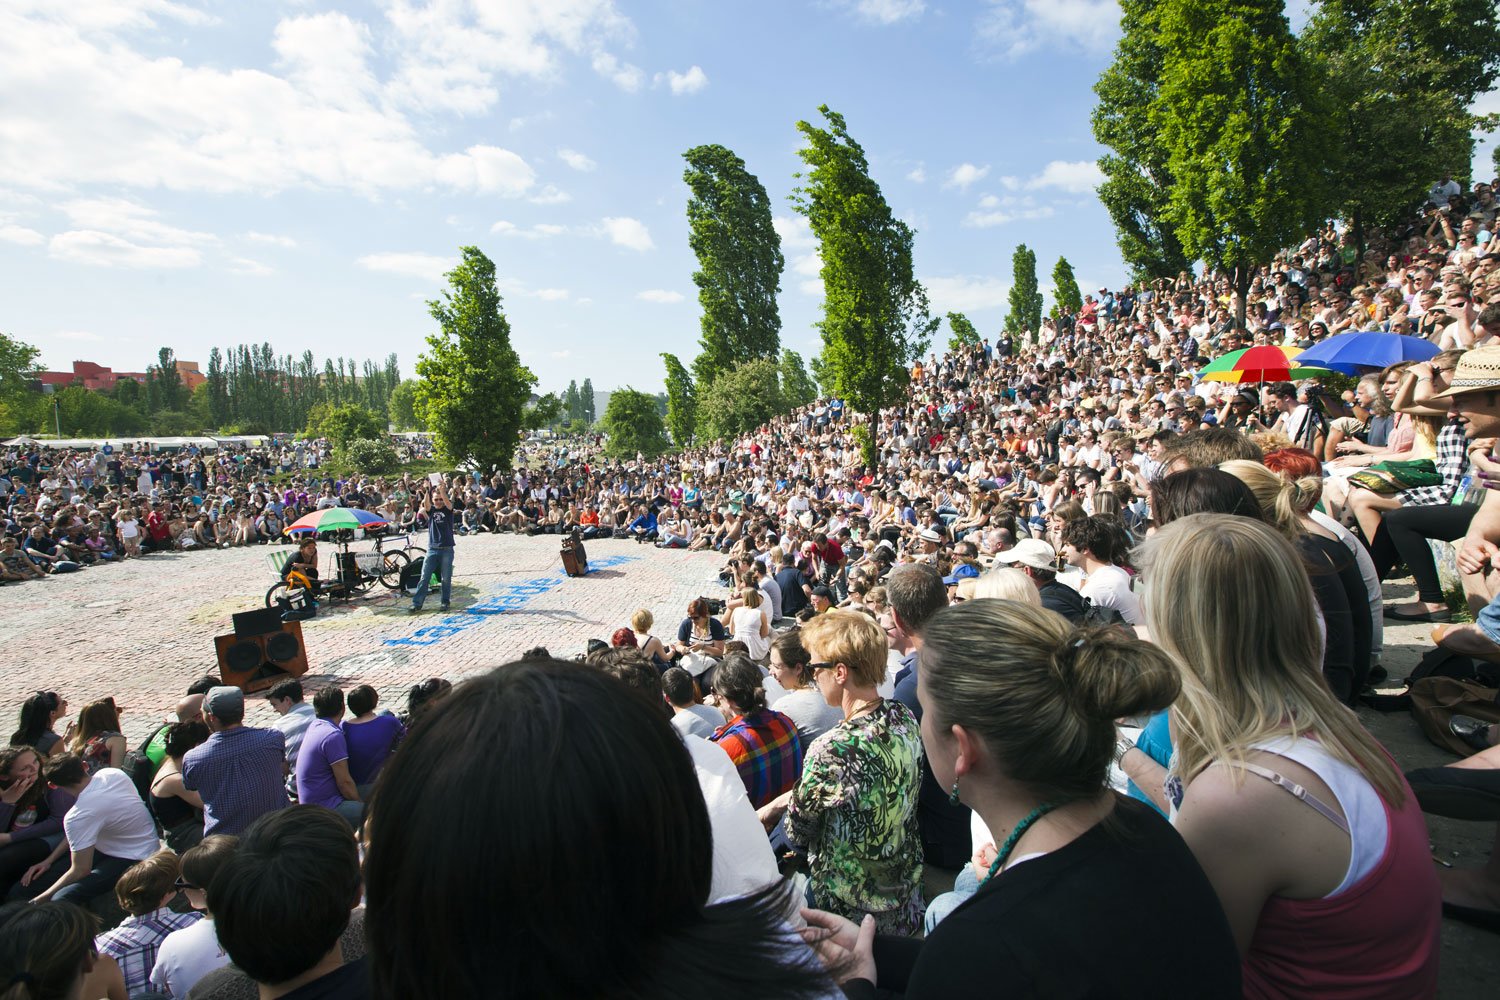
19,753,159,906
805,598,1240,996
8,690,66,757
363,659,832,998
0,745,75,898
662,666,723,740
339,685,405,792
68,697,126,774
709,655,804,810
669,597,727,686
182,687,288,837
208,806,367,999
150,721,210,853
267,678,316,788
94,849,202,996
400,677,452,730
761,611,926,935
151,835,238,998
628,608,671,669
0,535,45,582
295,687,364,830
0,901,98,1000
1060,514,1143,625
991,539,1086,623
724,586,773,663
766,629,844,749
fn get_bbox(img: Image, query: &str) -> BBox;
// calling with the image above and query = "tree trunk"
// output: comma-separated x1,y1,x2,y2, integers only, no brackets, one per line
1234,266,1250,332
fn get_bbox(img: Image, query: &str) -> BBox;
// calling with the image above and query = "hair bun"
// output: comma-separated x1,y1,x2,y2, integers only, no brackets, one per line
1062,627,1180,722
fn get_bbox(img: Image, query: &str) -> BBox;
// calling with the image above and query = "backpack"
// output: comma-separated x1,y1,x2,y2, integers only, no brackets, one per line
119,745,159,807
1081,597,1129,629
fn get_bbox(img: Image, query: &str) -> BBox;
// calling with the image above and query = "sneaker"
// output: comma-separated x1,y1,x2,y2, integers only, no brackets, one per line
409,605,422,614
440,603,450,611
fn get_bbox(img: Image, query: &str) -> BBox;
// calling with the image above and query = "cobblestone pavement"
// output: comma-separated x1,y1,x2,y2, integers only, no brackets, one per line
2,534,727,740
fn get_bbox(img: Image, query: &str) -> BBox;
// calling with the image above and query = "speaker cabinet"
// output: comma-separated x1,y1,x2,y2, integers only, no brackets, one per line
215,620,309,694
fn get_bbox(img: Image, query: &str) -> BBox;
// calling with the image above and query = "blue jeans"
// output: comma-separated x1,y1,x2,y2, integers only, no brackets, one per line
53,849,136,905
923,864,981,934
332,799,365,830
412,546,454,609
1477,592,1500,644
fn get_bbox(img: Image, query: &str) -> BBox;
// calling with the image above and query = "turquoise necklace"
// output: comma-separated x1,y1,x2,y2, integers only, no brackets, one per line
985,802,1059,882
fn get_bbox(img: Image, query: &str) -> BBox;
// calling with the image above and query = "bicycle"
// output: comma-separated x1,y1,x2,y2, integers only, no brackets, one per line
369,529,426,590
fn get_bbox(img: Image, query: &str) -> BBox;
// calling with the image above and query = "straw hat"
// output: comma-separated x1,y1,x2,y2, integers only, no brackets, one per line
1434,346,1500,398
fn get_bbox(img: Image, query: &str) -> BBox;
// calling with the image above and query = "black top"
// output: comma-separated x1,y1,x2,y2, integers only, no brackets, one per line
1039,580,1088,623
1298,533,1372,704
842,797,1240,999
151,788,198,830
282,958,370,1000
775,567,811,615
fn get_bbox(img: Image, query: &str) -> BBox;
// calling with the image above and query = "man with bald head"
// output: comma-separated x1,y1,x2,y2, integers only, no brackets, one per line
142,693,207,769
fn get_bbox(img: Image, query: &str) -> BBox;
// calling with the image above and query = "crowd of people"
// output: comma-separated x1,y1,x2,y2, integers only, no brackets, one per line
4,174,1500,998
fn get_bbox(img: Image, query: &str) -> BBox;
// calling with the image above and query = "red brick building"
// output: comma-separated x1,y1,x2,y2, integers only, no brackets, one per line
36,359,205,393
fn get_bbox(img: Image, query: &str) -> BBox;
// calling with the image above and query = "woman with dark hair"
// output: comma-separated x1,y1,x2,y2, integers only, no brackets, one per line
8,693,66,758
0,746,76,897
768,630,844,748
671,598,727,688
400,678,452,730
0,900,99,1000
709,655,804,810
364,659,839,1000
149,721,209,853
340,685,405,790
68,699,125,774
1148,468,1264,528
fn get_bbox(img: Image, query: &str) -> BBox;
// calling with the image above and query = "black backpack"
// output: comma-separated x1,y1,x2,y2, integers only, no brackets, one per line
1081,597,1130,629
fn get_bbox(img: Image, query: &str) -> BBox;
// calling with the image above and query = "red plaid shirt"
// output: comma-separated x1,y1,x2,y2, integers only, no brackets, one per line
711,709,803,809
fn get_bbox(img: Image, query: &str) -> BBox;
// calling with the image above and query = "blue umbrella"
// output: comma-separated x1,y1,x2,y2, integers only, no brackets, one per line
1293,332,1439,375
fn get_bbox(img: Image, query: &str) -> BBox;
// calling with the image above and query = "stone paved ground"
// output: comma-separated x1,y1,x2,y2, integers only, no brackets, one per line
3,544,1495,987
1,533,727,739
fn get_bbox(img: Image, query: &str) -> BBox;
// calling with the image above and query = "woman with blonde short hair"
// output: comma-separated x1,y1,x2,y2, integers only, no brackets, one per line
629,609,669,669
969,567,1040,605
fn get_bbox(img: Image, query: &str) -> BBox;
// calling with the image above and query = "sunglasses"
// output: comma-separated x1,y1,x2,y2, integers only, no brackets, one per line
807,661,838,673
173,877,200,891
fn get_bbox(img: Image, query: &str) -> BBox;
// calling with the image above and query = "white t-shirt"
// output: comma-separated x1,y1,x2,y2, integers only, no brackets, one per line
681,734,780,903
150,915,231,997
1081,564,1143,625
64,769,159,861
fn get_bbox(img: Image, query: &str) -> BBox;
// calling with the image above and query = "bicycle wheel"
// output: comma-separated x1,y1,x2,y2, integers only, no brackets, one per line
378,551,410,590
265,581,295,608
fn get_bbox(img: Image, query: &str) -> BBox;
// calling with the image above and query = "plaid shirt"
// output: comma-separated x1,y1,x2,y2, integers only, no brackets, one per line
182,725,289,836
1400,420,1468,508
95,907,201,995
711,709,803,809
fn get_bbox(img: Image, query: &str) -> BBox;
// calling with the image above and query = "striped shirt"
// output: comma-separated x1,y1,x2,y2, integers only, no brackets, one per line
711,709,803,809
95,906,202,996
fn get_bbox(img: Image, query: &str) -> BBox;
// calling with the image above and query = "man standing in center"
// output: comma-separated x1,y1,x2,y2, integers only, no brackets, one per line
411,478,456,614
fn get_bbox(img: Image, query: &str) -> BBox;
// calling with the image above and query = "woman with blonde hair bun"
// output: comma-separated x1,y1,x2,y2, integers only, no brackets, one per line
801,599,1240,996
1138,513,1439,996
1220,460,1372,704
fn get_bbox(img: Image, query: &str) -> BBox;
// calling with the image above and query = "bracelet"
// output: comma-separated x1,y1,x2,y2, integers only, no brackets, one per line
1113,737,1135,766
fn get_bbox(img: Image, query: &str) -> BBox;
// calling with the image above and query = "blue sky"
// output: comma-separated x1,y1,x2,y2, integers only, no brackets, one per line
1,1,1495,396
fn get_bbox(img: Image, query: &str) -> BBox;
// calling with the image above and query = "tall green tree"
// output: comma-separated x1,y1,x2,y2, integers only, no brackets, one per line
1004,245,1043,339
696,357,784,442
600,387,669,460
413,247,537,473
150,347,185,413
0,331,40,435
946,312,980,352
792,105,936,463
564,380,582,423
1154,0,1329,327
683,144,785,387
388,379,425,431
1302,0,1500,254
204,347,230,427
779,348,819,409
1092,0,1191,279
1051,257,1083,317
580,378,595,424
660,353,698,446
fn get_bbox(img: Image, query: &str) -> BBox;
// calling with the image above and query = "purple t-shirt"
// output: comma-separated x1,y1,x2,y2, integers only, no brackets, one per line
340,715,406,786
294,719,349,810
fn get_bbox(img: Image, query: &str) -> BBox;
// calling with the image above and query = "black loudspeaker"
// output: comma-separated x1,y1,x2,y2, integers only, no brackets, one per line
232,606,284,637
215,620,309,694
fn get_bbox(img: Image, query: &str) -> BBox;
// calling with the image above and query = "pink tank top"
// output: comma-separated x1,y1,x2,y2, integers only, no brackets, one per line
1242,771,1440,999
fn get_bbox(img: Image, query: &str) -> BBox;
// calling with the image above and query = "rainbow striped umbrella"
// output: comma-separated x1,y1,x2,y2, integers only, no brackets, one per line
285,507,389,535
1199,345,1333,384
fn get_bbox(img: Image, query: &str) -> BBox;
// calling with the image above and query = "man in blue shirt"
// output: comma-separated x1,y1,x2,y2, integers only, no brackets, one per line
411,479,456,613
182,687,288,837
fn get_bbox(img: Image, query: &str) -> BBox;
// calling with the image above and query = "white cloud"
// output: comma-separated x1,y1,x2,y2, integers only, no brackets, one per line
356,251,453,283
490,220,565,239
636,289,684,303
793,252,823,278
840,0,927,25
508,111,554,131
530,288,570,301
60,198,216,248
591,51,645,92
228,257,274,276
49,231,201,269
925,274,1011,312
599,216,653,252
975,0,1121,60
907,164,926,184
529,185,572,205
244,231,297,248
557,148,597,172
0,9,539,198
1027,159,1105,194
962,205,1055,228
800,278,825,297
655,65,708,95
945,163,990,191
550,349,573,358
773,215,817,250
0,223,44,246
54,329,104,343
